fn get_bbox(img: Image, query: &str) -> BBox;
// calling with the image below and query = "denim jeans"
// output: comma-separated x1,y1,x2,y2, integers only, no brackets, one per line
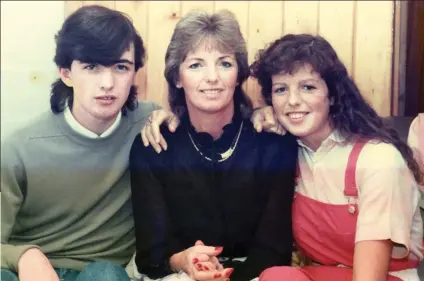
1,261,130,281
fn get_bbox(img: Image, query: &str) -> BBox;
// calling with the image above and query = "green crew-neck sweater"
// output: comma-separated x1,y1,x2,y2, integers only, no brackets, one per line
1,101,158,272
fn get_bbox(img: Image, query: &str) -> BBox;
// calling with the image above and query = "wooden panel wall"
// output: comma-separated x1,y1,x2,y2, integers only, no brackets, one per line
64,0,395,116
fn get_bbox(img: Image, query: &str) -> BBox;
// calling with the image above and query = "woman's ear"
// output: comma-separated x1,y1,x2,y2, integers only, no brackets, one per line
59,68,73,87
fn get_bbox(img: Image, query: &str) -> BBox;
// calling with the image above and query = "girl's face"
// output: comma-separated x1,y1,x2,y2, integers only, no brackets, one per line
271,64,333,150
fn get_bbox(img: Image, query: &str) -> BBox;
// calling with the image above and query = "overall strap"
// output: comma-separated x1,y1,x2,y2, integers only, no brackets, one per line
344,140,369,197
418,113,424,154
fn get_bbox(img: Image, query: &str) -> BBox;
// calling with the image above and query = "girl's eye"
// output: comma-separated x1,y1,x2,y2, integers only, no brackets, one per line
273,87,286,94
189,63,201,69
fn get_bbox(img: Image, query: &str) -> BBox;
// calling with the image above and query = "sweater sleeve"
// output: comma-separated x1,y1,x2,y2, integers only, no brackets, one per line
1,136,40,271
231,133,297,281
129,133,181,279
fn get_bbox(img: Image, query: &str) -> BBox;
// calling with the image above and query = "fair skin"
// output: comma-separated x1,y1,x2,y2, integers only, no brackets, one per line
59,44,136,135
144,64,394,281
17,45,137,281
168,41,238,280
177,41,239,140
270,64,333,151
18,248,60,281
141,42,239,152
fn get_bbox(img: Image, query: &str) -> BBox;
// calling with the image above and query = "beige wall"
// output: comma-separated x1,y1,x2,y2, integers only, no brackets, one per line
1,1,65,141
65,1,394,116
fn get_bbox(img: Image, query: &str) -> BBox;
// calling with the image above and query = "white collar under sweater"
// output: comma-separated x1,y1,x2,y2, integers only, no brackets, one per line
64,106,122,139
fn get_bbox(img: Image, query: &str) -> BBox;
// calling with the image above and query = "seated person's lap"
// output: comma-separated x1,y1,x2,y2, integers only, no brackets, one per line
0,261,130,281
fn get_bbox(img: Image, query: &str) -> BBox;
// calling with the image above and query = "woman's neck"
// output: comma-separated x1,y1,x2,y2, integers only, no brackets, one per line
187,105,234,140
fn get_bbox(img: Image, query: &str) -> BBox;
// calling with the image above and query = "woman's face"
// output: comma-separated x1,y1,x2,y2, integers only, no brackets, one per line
177,40,238,117
271,64,333,149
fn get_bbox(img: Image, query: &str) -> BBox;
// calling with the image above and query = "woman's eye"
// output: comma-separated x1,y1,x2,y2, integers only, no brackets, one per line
221,61,232,68
189,63,201,69
303,85,316,91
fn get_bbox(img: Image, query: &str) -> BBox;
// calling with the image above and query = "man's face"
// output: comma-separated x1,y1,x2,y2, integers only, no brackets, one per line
60,44,136,127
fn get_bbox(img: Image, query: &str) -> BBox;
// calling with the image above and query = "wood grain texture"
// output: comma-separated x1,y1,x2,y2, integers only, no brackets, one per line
64,1,82,17
283,0,319,34
318,1,354,75
62,1,396,115
115,1,149,99
247,1,283,107
145,1,180,108
354,1,393,116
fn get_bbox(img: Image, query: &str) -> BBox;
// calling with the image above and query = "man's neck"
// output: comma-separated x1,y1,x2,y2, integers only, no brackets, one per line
71,107,118,136
187,105,234,140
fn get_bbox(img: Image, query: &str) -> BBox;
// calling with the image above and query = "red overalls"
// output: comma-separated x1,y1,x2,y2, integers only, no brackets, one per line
260,141,419,281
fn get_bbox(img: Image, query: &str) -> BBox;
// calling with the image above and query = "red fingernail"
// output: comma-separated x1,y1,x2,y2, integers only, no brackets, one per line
197,263,202,269
225,268,234,277
214,273,221,278
215,246,223,251
192,258,199,264
204,266,209,271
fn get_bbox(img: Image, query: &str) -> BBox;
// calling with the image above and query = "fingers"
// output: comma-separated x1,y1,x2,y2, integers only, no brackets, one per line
141,125,148,147
253,121,263,133
194,245,224,257
195,240,205,246
194,267,234,281
268,124,287,136
158,134,168,151
145,125,163,153
252,106,276,133
263,106,276,127
167,114,180,133
194,261,217,272
210,256,224,270
251,108,265,133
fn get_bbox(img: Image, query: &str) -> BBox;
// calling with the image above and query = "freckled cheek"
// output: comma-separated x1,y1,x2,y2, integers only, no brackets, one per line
271,95,287,113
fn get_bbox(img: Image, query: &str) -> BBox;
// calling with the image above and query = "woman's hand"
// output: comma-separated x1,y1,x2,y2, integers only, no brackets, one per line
141,109,180,153
170,241,234,281
251,106,286,135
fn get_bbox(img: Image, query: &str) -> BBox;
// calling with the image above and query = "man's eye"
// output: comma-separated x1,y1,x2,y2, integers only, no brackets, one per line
116,65,129,71
85,64,97,70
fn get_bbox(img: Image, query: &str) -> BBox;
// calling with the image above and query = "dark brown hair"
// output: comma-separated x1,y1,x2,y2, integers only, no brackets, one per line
51,5,145,115
250,34,423,184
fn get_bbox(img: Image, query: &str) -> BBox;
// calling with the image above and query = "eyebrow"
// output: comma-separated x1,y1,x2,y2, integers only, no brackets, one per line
272,79,319,86
186,55,235,61
114,59,134,65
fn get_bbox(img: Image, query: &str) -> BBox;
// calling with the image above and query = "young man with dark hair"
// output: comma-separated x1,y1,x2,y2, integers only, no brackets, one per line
1,5,158,281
